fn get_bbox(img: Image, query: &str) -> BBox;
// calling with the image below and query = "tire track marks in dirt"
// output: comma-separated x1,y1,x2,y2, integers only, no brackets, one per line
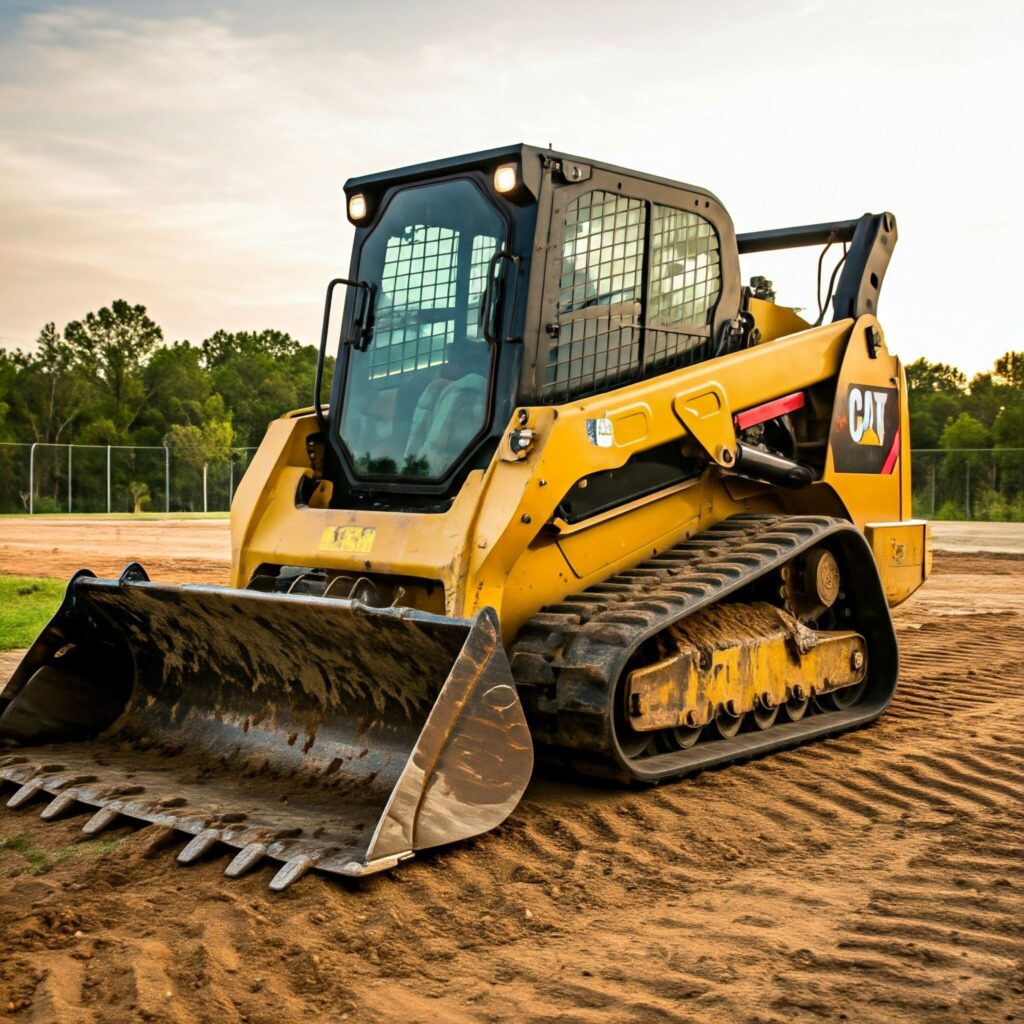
0,553,1021,1023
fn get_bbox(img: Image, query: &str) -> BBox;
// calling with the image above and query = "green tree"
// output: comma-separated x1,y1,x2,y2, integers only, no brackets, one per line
903,358,969,450
201,329,299,368
128,481,152,513
940,413,991,519
10,323,97,445
905,358,967,395
993,351,1024,389
64,300,163,429
136,341,211,446
199,329,327,447
992,403,1024,510
164,418,234,467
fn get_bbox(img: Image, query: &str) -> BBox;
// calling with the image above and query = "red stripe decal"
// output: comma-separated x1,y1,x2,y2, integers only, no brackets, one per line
734,391,806,431
881,427,901,475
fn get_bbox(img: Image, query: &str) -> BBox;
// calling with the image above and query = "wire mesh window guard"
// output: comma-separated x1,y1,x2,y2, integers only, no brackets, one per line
370,225,459,379
369,227,497,380
645,205,721,372
544,192,722,400
544,191,646,400
467,234,498,337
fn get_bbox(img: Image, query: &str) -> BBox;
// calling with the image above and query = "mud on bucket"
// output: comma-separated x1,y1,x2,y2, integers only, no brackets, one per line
0,567,533,890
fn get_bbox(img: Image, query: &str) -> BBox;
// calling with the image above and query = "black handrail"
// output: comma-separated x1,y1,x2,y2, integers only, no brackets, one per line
736,219,861,254
313,277,375,434
481,249,521,344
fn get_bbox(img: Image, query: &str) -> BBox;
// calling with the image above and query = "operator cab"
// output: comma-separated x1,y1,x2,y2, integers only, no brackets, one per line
320,144,743,512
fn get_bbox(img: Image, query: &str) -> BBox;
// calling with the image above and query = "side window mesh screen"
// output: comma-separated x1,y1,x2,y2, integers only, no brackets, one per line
466,234,497,337
372,225,458,378
543,192,645,401
543,192,722,400
646,205,721,372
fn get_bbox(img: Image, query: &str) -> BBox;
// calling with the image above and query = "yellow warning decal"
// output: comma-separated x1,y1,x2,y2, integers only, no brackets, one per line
318,525,376,554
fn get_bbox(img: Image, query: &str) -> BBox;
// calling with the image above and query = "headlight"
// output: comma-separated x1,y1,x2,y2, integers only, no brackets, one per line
348,193,368,222
493,164,517,194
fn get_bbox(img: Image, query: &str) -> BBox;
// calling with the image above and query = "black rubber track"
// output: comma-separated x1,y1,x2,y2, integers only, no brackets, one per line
510,514,899,782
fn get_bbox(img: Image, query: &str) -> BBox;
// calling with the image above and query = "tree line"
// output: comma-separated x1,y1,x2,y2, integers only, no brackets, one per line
0,300,332,512
904,352,1023,520
0,299,1020,517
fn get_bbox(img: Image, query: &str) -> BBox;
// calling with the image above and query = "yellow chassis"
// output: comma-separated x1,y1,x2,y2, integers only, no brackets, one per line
231,310,930,646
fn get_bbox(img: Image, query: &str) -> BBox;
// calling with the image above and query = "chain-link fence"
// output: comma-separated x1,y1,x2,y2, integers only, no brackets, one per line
0,443,258,514
4,444,1023,520
911,448,1024,522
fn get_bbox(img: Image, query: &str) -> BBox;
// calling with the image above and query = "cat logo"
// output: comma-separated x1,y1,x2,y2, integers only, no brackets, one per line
848,387,888,446
831,384,900,474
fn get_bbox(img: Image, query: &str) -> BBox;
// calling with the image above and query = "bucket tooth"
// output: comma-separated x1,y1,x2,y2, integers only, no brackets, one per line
269,853,319,892
82,802,124,835
41,790,80,820
6,780,43,809
177,829,220,865
225,842,268,878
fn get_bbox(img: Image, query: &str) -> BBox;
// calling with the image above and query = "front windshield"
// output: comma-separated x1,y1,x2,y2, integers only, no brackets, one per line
338,179,506,480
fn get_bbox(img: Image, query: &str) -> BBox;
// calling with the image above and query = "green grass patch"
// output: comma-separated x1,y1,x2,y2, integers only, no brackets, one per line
0,574,66,650
0,831,124,876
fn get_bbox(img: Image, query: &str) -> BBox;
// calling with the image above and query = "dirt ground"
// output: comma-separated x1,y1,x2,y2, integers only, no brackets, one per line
930,520,1024,555
0,517,231,585
0,522,1022,1023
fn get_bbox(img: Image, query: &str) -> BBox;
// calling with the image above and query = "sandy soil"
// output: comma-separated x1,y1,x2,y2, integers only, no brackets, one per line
0,518,231,584
0,528,1022,1023
930,521,1024,555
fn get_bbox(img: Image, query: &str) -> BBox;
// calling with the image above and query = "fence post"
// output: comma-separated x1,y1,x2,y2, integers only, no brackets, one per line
930,457,936,517
965,461,971,521
67,444,72,513
203,463,208,514
164,446,170,514
29,442,38,514
229,456,234,507
106,444,112,513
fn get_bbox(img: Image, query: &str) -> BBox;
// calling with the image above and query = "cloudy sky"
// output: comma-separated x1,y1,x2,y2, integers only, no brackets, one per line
0,0,1020,376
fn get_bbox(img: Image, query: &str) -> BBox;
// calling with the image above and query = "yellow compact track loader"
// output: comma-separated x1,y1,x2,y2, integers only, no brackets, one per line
1,146,931,889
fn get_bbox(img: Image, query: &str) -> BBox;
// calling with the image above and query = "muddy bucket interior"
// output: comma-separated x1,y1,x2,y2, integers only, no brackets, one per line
0,567,533,889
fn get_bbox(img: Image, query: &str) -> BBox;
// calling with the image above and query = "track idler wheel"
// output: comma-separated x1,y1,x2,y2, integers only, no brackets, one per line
782,546,841,624
783,685,810,722
712,702,744,739
818,679,868,711
750,693,779,731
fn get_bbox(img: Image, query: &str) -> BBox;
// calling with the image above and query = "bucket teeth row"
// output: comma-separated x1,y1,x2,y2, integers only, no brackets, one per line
1,772,354,891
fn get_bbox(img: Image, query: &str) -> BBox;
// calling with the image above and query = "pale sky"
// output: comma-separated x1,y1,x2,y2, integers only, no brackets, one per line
1,0,1021,377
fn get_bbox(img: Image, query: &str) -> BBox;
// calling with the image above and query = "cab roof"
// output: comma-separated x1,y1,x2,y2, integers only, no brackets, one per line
343,143,725,208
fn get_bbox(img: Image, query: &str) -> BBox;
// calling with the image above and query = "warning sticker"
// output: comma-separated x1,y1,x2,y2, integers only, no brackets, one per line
585,418,614,448
318,525,376,554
